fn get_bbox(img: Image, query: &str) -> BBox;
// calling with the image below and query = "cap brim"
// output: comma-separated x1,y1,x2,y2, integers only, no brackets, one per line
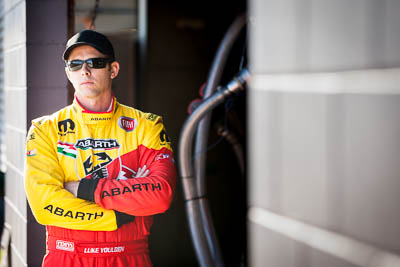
62,42,108,61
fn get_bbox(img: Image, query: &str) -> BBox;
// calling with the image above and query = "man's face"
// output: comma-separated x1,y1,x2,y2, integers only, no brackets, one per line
65,45,119,100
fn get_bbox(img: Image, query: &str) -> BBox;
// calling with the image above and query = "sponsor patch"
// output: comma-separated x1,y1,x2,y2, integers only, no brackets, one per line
26,149,37,157
155,153,174,163
37,118,45,126
56,240,75,252
74,138,120,180
28,132,35,141
160,129,171,146
75,138,119,150
58,119,75,136
57,142,77,159
118,116,137,132
146,113,159,122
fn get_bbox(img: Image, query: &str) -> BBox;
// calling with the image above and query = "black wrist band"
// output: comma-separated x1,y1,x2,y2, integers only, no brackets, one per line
77,178,100,202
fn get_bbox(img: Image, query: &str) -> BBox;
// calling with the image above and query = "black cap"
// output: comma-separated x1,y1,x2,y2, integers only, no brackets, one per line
63,30,115,61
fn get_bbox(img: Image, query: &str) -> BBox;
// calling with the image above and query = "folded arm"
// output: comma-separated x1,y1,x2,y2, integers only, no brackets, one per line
75,119,177,216
25,122,132,231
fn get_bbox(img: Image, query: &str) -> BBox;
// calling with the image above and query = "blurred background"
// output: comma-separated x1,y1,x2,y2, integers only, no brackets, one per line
1,0,400,266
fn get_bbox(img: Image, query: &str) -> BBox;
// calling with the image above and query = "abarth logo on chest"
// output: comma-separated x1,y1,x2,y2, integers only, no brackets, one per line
75,138,120,150
73,138,121,180
83,152,113,178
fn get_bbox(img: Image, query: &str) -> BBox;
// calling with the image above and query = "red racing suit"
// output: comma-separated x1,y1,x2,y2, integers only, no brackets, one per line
25,97,176,267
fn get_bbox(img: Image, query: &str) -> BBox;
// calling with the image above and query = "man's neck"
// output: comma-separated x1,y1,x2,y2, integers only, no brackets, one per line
76,94,113,113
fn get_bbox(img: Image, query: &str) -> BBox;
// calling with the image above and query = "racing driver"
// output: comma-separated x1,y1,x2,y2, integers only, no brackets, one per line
24,30,176,266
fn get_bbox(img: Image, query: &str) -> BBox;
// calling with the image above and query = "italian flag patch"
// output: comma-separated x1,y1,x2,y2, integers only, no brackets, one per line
57,142,77,159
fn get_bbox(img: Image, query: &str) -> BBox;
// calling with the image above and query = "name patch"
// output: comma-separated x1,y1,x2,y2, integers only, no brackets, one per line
84,246,125,254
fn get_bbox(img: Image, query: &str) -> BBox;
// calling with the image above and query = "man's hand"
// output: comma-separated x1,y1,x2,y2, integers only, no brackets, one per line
135,165,150,178
117,165,150,180
64,181,79,197
66,166,150,194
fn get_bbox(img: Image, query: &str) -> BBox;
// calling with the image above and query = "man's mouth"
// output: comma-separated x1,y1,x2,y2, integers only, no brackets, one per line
80,81,94,86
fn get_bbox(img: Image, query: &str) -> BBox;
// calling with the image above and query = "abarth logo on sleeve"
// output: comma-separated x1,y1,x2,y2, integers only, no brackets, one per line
118,116,137,132
57,142,77,159
44,204,103,221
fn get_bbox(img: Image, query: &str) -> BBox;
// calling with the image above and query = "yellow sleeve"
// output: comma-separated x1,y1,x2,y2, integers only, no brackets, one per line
24,120,124,231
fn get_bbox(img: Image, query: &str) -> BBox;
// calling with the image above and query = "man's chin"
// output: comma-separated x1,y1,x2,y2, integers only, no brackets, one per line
76,91,101,100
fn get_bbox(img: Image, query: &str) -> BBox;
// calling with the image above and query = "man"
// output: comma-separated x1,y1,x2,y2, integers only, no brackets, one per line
25,30,176,267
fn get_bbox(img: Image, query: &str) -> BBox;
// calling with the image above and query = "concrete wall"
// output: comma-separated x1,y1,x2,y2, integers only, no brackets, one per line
249,1,400,266
2,0,68,266
3,1,28,265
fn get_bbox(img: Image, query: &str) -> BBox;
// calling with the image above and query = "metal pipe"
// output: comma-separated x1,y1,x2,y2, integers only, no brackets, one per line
193,14,247,266
136,0,148,109
216,125,245,177
179,69,250,267
194,13,247,200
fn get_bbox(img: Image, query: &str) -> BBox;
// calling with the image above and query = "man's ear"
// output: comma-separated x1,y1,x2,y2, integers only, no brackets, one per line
110,61,120,79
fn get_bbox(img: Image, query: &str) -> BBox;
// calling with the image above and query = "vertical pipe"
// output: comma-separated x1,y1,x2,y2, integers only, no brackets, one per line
179,69,249,267
194,13,246,197
136,0,147,109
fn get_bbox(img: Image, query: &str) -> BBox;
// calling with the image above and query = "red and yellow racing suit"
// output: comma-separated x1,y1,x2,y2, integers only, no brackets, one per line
25,97,176,267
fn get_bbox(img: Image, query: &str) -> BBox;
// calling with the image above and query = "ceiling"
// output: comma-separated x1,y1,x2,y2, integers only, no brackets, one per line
74,0,138,33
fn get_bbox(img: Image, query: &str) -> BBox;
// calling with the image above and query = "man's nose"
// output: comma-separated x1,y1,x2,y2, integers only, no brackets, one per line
80,63,91,76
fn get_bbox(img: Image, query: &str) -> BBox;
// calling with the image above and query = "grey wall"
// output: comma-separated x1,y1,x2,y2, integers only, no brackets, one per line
3,1,28,266
2,0,68,266
249,0,400,266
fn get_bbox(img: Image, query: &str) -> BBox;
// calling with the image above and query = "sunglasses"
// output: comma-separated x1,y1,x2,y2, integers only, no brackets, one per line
66,58,113,71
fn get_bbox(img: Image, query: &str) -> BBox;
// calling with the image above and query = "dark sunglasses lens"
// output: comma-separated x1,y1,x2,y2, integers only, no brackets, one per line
91,58,107,68
68,58,109,71
69,60,83,71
